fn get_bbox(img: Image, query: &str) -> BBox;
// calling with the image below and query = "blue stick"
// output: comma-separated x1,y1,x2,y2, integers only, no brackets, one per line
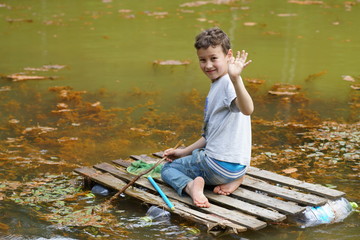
147,176,175,211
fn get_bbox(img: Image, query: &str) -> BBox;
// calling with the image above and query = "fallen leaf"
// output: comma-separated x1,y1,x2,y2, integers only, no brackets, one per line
246,78,265,84
288,0,323,5
282,167,298,174
91,101,101,107
8,119,19,124
350,84,360,90
153,60,191,65
180,1,212,7
277,13,298,17
118,9,132,13
243,22,257,26
22,125,57,135
342,75,355,82
5,74,57,81
305,70,327,81
197,18,207,22
325,183,337,189
6,18,33,23
0,86,11,92
268,91,298,96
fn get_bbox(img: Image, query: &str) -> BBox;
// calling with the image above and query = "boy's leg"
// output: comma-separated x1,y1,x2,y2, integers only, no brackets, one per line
184,177,210,208
161,149,210,208
161,159,193,196
213,175,245,196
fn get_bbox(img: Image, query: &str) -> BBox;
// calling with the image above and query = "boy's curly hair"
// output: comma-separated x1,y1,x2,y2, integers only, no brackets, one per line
194,27,231,55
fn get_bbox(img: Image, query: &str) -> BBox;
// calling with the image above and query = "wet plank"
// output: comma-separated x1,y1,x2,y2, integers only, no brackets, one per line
231,188,305,215
130,155,158,164
95,162,267,230
246,167,345,199
110,160,285,221
204,191,286,222
242,176,328,206
114,158,305,215
151,152,330,206
74,166,247,234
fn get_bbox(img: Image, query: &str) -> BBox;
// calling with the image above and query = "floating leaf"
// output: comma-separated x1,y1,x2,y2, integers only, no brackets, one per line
5,74,57,81
8,119,20,124
324,184,337,189
268,91,298,96
342,75,355,82
305,70,327,81
288,0,323,5
350,84,360,90
6,18,33,23
277,13,298,17
246,78,265,84
118,9,132,13
282,167,298,174
153,60,190,66
180,1,213,7
0,86,11,92
243,22,257,26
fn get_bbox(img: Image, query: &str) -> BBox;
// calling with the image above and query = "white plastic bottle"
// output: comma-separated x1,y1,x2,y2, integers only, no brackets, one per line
294,197,353,228
328,197,353,222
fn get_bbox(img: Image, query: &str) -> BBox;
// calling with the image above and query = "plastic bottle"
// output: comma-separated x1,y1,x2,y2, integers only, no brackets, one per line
91,184,110,196
140,206,171,225
293,197,353,228
328,197,353,222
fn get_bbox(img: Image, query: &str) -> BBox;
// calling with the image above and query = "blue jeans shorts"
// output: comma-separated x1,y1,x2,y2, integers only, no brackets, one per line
161,148,241,196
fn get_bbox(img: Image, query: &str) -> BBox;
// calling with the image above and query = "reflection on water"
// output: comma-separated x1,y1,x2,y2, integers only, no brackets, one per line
0,0,359,239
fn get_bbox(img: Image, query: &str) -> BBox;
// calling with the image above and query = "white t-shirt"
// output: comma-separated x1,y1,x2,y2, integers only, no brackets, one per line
203,74,252,166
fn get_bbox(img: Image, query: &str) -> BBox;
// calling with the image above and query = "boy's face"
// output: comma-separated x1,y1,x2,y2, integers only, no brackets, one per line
197,45,231,81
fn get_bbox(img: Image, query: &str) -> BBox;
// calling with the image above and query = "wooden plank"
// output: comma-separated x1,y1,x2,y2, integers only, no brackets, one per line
204,191,286,222
153,151,346,200
242,176,328,206
107,161,286,222
74,166,247,234
150,153,329,206
152,152,164,158
116,156,305,215
231,188,305,215
125,155,311,211
110,160,285,221
246,167,345,199
171,205,247,235
113,159,131,168
95,162,267,230
130,155,158,163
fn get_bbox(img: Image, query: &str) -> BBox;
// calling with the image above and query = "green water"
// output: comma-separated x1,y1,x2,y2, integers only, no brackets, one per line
1,0,359,239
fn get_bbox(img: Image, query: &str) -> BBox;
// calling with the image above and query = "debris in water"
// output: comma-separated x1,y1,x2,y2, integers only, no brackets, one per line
153,60,191,66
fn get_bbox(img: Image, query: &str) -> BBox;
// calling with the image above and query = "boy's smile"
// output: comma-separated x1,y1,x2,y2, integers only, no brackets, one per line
197,45,231,81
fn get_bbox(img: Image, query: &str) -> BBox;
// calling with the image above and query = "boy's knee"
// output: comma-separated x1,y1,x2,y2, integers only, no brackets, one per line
160,162,170,179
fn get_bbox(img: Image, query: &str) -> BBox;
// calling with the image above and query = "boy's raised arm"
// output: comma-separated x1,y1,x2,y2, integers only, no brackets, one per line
228,50,254,115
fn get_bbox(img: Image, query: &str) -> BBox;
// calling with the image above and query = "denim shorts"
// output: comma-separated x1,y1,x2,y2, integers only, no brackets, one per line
161,148,241,196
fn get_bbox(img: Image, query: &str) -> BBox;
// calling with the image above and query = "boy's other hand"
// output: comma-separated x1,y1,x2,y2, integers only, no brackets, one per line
228,50,252,80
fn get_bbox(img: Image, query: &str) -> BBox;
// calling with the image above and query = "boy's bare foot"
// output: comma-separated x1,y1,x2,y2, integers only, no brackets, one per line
213,176,245,196
185,177,210,208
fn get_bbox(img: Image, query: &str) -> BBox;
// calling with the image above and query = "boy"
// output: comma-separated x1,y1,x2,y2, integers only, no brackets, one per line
161,27,253,208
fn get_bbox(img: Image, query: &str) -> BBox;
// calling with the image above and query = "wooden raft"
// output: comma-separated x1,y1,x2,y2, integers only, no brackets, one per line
74,152,345,235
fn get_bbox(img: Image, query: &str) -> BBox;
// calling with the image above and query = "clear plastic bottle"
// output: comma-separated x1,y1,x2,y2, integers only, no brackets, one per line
91,184,110,196
294,197,353,228
140,206,171,225
328,197,353,222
